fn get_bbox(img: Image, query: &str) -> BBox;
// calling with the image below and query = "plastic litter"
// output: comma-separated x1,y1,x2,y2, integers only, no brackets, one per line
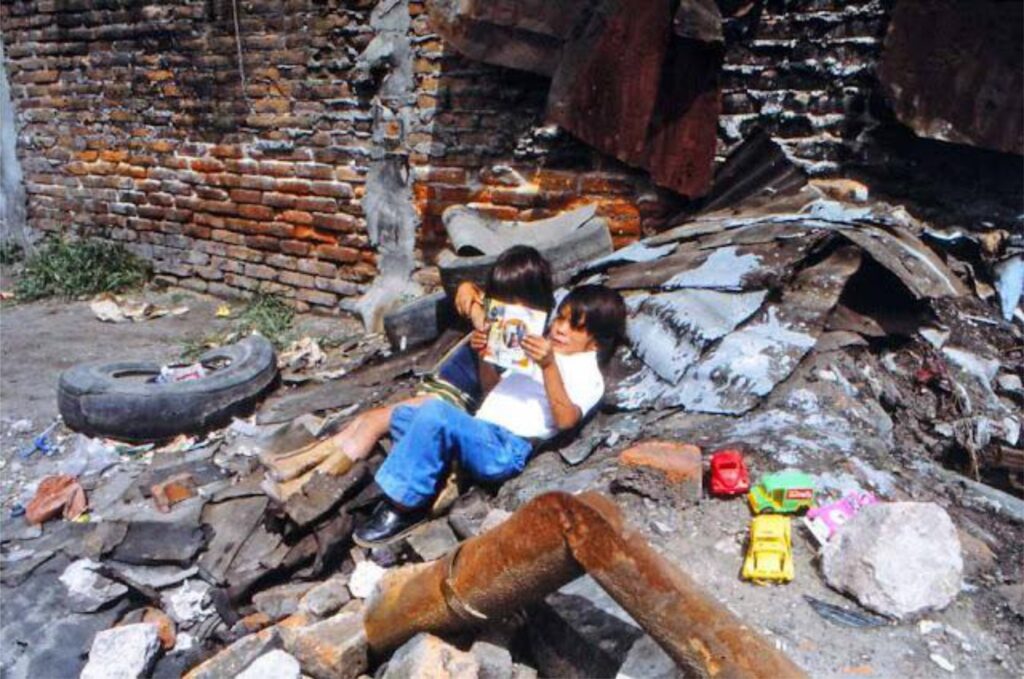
804,492,878,545
60,435,121,478
157,362,207,384
804,595,889,628
25,474,87,524
18,419,61,459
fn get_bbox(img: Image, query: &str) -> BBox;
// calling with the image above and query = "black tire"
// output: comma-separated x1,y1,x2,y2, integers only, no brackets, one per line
58,335,278,442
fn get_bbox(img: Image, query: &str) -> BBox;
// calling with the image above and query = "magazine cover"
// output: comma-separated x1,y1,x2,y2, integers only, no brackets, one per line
482,300,548,373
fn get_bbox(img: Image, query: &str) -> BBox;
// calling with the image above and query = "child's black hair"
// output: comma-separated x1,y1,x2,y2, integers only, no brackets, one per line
558,285,627,365
485,245,555,312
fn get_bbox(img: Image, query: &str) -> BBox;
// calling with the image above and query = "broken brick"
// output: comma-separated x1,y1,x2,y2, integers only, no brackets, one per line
613,440,702,507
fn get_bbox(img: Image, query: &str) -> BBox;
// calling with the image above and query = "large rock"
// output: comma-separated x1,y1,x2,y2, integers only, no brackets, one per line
821,502,963,620
382,633,480,679
81,623,161,679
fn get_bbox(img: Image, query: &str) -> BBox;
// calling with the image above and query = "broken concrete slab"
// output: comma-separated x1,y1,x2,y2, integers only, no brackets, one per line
80,623,161,679
59,558,129,613
198,495,268,585
183,627,283,679
281,463,369,527
299,574,352,618
822,502,964,620
382,633,480,679
253,582,317,622
237,649,301,679
110,522,206,567
279,608,368,679
106,562,199,590
161,579,214,626
405,519,459,561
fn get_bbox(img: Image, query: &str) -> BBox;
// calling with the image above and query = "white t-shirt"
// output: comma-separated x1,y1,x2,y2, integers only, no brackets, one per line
476,351,604,440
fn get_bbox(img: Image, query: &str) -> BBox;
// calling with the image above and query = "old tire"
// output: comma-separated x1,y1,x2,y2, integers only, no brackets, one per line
58,335,278,442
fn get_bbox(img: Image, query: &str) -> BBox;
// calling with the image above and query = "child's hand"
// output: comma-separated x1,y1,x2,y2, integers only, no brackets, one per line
522,335,554,368
470,327,490,355
455,282,486,329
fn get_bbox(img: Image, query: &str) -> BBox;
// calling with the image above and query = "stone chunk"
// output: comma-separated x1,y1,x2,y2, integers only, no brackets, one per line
471,640,513,679
279,608,368,679
448,492,492,539
59,558,128,613
253,582,316,621
821,502,963,620
184,628,281,679
615,635,682,679
348,560,386,599
406,519,459,561
81,623,161,679
237,650,302,679
382,633,480,679
612,440,702,507
299,575,352,618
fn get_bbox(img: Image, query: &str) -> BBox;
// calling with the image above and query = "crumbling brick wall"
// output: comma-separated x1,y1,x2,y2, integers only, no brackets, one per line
1,0,892,308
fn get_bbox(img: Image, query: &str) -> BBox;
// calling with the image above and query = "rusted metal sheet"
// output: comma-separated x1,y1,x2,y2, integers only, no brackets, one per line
878,0,1023,155
547,0,672,168
645,38,722,198
425,0,588,76
364,491,807,678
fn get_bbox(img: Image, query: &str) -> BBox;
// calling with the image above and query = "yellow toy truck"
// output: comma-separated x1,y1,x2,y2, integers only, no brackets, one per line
742,515,794,584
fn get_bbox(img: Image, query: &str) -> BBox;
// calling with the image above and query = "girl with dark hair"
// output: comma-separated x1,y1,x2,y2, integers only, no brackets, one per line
261,246,555,500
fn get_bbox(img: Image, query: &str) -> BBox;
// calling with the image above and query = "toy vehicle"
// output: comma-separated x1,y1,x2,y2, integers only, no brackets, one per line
742,515,794,584
748,470,816,514
709,449,750,496
804,491,877,544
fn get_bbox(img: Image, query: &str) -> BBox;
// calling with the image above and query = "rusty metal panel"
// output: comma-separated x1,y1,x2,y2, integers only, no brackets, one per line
878,0,1024,155
547,0,673,167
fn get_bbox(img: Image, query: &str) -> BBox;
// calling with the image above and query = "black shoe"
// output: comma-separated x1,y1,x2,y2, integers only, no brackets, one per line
353,501,427,547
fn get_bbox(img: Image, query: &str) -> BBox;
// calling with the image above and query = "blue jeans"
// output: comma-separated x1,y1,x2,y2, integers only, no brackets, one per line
376,400,533,509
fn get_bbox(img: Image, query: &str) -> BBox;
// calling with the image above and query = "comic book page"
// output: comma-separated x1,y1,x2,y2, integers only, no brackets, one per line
482,300,547,373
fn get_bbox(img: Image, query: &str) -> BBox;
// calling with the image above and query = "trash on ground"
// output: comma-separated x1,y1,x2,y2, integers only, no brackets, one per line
90,292,188,323
25,474,87,524
804,492,879,545
803,595,890,628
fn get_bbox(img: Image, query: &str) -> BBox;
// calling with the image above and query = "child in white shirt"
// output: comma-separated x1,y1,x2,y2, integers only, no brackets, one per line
354,285,627,547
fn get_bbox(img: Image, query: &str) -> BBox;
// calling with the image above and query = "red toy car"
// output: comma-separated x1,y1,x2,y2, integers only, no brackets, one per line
710,449,750,496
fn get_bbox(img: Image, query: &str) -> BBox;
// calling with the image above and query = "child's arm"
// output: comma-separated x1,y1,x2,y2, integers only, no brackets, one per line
454,281,487,330
522,336,581,430
470,327,502,394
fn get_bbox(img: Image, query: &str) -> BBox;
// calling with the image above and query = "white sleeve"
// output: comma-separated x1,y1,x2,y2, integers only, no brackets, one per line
562,362,605,416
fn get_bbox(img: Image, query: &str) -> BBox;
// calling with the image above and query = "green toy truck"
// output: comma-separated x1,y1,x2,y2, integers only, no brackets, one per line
748,470,816,514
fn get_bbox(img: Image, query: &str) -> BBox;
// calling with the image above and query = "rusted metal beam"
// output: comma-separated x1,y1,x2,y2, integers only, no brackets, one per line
364,491,806,678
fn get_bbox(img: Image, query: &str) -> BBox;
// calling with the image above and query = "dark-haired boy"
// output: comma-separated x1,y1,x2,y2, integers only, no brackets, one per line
355,284,627,546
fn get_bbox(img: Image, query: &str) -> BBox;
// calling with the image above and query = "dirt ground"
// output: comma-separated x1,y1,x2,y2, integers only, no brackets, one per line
0,289,361,507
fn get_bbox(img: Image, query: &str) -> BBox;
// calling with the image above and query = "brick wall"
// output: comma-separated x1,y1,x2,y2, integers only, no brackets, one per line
1,0,893,308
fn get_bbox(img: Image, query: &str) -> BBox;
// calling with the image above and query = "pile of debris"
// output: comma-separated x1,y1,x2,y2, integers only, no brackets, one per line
3,139,1022,678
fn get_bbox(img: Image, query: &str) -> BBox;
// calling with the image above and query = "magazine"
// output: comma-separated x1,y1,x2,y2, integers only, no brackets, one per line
481,300,548,373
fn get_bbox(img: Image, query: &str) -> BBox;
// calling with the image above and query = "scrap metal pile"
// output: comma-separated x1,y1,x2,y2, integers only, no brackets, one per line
2,130,1021,677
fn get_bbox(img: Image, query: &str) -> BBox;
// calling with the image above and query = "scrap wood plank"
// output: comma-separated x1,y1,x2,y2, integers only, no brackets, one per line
257,344,434,424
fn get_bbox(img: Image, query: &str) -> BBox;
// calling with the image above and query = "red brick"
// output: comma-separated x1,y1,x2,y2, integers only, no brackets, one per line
314,244,359,264
279,209,313,225
281,240,311,256
262,192,297,209
259,161,295,177
245,236,281,252
238,204,274,220
276,179,311,195
295,196,336,212
310,181,353,198
279,271,315,288
230,189,263,204
311,212,357,233
296,288,338,307
191,157,226,173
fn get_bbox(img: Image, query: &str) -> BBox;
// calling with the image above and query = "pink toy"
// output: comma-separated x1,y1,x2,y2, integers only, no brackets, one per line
804,491,878,545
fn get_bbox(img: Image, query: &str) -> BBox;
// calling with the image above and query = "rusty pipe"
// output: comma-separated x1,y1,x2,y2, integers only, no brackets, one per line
363,491,806,678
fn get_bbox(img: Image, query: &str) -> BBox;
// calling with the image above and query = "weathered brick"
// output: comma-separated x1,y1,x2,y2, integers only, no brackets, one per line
279,270,315,288
296,288,338,307
315,244,359,264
